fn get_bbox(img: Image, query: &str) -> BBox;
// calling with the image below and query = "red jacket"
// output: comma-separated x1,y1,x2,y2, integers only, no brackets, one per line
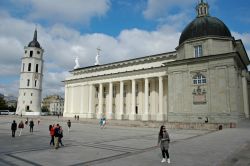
50,127,55,136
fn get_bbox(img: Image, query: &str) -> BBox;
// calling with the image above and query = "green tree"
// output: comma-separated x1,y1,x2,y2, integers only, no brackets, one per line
0,97,8,110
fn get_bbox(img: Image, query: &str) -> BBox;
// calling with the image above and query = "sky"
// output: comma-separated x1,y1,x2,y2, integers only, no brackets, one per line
0,0,249,98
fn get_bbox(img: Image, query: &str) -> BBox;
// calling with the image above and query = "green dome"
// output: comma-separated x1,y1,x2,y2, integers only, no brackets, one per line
179,1,232,45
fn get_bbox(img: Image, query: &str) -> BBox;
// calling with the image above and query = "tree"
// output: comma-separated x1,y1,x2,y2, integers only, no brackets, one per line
41,106,49,112
0,96,8,110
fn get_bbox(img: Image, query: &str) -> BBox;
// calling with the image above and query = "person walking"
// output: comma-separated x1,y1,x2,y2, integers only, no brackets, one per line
58,126,64,146
18,120,24,136
49,124,55,146
29,119,34,133
67,120,71,132
157,125,170,163
54,124,60,149
11,120,17,137
100,116,106,129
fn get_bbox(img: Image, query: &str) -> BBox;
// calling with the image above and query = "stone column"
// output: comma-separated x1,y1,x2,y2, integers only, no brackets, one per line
129,79,136,120
242,74,249,118
64,86,68,114
98,83,103,118
88,84,94,118
107,82,113,119
142,78,149,121
118,81,124,120
70,87,74,114
157,76,164,121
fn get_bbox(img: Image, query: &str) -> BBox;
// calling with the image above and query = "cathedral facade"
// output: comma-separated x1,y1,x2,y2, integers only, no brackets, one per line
63,1,250,123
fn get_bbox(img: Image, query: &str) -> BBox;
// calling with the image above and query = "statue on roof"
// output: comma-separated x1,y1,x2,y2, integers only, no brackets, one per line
74,56,80,69
95,47,101,65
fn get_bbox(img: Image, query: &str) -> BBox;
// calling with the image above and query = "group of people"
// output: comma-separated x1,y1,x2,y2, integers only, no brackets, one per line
11,117,171,163
74,115,80,120
49,124,64,149
11,118,36,137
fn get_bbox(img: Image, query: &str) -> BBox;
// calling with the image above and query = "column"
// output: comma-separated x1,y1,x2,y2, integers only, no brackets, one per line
98,83,103,118
157,76,164,121
70,87,74,114
88,84,94,118
107,82,113,119
63,86,68,115
118,81,124,119
142,78,149,121
242,75,249,118
129,79,136,120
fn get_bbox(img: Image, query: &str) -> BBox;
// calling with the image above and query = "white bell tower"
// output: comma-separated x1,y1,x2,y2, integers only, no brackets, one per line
16,28,44,116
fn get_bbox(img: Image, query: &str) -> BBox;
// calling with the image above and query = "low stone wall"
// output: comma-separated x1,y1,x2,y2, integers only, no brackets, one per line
3,115,237,130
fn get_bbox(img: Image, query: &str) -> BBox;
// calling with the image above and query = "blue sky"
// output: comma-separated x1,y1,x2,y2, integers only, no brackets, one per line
0,0,249,97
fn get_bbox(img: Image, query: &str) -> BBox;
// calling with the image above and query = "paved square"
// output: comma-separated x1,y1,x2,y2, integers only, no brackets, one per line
0,116,250,166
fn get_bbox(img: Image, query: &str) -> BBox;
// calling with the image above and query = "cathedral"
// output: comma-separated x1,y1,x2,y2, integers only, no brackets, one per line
63,1,250,123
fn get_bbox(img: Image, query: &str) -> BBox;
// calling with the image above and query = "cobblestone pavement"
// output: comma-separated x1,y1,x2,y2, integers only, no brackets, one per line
0,115,249,166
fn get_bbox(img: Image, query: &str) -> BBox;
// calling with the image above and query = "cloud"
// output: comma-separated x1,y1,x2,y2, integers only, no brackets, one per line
143,0,195,20
232,31,250,56
10,0,111,25
0,13,181,98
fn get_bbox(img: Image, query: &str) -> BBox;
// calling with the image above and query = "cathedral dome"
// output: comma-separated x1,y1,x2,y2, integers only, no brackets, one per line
179,1,232,45
28,29,41,48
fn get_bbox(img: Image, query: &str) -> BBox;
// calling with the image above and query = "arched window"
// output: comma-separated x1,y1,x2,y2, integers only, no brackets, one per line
28,63,31,71
193,74,206,85
36,64,39,72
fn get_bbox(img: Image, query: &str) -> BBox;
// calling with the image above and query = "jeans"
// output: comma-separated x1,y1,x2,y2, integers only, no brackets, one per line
161,148,169,159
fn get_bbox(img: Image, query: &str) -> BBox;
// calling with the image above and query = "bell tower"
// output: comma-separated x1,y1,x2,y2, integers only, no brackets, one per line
16,28,44,116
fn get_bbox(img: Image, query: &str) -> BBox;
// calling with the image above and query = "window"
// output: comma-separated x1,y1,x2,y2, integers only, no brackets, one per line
103,87,107,98
194,45,202,58
30,101,32,104
113,86,116,98
123,85,127,97
36,64,39,72
95,87,99,98
30,51,33,57
27,79,30,86
28,63,31,71
25,50,27,54
37,51,40,54
193,74,206,85
149,83,151,96
136,84,139,97
35,80,37,87
22,63,25,72
24,92,26,96
31,93,33,96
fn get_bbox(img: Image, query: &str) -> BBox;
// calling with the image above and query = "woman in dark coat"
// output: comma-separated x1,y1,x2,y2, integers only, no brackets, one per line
157,125,170,163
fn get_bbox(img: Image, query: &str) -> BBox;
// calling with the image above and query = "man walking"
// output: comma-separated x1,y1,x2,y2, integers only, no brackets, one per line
11,120,17,137
54,124,60,149
67,120,71,132
29,119,34,133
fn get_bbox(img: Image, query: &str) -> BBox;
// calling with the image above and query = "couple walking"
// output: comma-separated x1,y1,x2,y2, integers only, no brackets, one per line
49,124,64,149
11,120,25,137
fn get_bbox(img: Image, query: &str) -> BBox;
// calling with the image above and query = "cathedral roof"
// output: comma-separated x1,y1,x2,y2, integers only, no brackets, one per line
28,29,41,48
179,0,232,45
